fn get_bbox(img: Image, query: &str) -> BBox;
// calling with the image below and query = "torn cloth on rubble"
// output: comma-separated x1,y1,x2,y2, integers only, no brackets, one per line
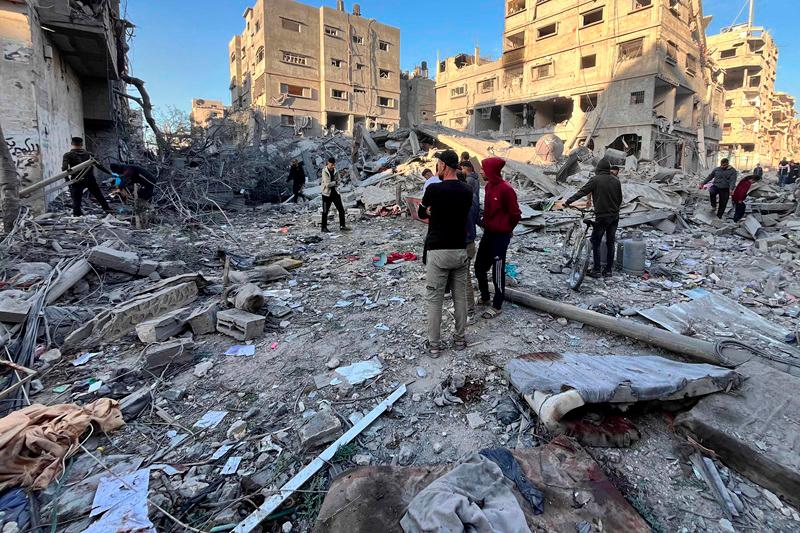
400,453,532,533
480,448,544,514
0,399,124,491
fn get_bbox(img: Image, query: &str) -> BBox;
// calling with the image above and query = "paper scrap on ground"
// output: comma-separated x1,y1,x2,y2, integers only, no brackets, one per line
84,468,155,533
222,456,242,475
72,352,101,366
225,345,256,357
193,410,228,429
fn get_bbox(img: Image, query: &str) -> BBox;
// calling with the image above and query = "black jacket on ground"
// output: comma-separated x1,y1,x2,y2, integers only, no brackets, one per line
566,158,623,218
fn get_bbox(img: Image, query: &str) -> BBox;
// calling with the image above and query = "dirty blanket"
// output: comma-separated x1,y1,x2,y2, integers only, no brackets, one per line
400,453,532,533
0,399,124,490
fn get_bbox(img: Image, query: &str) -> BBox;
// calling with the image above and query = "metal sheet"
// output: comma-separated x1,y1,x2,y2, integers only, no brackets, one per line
506,352,738,404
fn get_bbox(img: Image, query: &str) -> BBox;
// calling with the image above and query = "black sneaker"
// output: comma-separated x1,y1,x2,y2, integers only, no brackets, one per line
587,270,602,279
602,271,613,278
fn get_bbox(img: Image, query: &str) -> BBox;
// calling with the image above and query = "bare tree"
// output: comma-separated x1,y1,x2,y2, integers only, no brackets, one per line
117,74,170,157
0,120,20,233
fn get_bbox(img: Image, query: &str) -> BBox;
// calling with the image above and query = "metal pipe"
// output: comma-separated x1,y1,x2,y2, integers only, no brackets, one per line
19,158,96,197
505,288,723,365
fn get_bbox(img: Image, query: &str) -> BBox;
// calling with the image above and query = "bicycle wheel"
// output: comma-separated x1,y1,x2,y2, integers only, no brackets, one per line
568,237,591,290
561,223,576,260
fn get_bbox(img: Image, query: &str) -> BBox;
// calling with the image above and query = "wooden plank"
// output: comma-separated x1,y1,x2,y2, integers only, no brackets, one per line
234,384,407,533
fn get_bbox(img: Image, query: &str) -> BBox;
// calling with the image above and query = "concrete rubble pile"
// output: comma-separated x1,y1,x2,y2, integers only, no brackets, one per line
0,127,799,532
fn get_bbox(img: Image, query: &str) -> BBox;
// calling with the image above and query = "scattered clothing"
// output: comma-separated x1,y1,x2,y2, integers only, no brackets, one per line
386,252,418,264
479,448,544,514
400,453,532,533
0,399,124,491
565,158,623,218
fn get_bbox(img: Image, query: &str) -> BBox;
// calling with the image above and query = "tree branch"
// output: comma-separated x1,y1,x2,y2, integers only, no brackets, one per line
121,74,170,157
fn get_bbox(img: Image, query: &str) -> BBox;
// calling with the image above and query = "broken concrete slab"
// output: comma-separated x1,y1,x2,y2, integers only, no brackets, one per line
299,410,342,449
228,265,289,285
0,292,31,324
187,303,218,336
741,216,762,239
88,245,140,275
232,283,265,313
64,281,199,351
675,360,800,509
506,352,740,429
313,436,650,533
135,307,190,343
143,338,195,370
619,210,674,229
137,260,159,277
216,309,265,341
157,261,189,278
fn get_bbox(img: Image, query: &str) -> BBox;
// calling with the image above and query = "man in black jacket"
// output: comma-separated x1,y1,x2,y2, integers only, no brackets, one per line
287,159,307,203
700,159,737,218
564,158,623,278
62,137,112,217
109,163,157,228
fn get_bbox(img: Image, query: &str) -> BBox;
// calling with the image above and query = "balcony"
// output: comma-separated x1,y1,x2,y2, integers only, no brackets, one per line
37,0,120,79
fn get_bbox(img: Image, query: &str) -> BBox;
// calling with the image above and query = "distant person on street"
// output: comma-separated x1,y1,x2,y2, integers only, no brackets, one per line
565,158,623,278
418,150,473,356
475,157,521,319
287,159,307,203
700,158,737,219
109,162,157,228
421,168,441,192
460,160,481,317
62,137,113,217
753,163,763,179
320,157,350,233
731,174,761,222
790,161,799,185
778,159,790,187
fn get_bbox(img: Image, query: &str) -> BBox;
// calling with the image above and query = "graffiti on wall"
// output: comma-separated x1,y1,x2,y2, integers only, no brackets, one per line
2,43,32,63
5,136,41,186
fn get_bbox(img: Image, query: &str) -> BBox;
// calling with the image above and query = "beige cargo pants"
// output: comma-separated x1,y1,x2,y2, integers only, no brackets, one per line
426,248,469,349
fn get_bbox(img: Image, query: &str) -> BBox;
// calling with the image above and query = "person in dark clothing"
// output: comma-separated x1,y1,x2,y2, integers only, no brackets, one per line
320,157,350,233
753,163,763,179
109,162,157,228
418,150,473,355
790,161,799,185
731,174,761,222
475,157,521,318
778,159,790,187
287,159,307,203
62,137,112,217
700,158,737,219
564,157,623,278
460,160,481,317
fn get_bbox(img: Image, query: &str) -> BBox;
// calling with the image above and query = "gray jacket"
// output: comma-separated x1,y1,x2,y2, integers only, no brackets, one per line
464,172,480,243
321,166,339,196
702,166,737,190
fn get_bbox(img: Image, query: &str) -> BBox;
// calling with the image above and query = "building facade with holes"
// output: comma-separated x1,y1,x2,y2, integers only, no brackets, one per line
708,24,796,170
434,0,724,172
228,0,400,136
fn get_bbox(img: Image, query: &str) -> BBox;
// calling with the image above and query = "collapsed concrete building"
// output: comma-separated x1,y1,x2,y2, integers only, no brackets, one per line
434,0,724,172
228,0,401,137
400,63,436,128
0,0,135,207
769,92,800,163
709,23,781,170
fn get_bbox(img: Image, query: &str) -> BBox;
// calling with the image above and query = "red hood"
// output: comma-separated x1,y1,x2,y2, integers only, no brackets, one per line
482,157,506,185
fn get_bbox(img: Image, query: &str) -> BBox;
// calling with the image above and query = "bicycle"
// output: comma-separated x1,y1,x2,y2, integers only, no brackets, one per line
561,206,596,291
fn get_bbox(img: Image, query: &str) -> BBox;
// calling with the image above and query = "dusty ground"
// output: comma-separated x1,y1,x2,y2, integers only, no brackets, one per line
23,202,800,533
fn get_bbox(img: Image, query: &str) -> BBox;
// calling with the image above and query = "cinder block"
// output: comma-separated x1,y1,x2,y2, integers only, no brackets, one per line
188,303,219,336
217,309,265,341
0,296,31,324
143,338,195,370
135,307,190,343
137,260,159,277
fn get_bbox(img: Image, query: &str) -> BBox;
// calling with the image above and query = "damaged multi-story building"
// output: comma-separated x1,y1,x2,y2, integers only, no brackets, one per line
434,0,724,172
708,22,778,170
769,92,800,163
0,0,135,207
400,63,436,128
228,0,400,137
191,98,228,130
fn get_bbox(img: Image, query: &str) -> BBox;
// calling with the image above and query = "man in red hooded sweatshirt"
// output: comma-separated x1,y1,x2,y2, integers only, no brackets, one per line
475,157,521,319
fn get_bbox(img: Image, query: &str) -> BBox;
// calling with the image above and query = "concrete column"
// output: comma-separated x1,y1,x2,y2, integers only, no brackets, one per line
500,105,512,134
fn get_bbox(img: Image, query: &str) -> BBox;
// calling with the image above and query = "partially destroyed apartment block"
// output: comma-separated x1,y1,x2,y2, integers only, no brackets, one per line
228,0,401,136
400,62,436,128
708,23,781,170
769,92,800,163
0,0,133,207
435,0,724,172
190,98,228,130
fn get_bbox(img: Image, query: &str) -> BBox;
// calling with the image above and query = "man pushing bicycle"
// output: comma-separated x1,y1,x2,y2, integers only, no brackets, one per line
564,158,623,278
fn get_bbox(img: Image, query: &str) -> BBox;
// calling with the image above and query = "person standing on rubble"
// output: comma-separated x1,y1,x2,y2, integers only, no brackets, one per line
287,159,307,203
564,158,623,279
109,163,157,229
320,157,350,232
421,168,441,192
753,163,763,179
700,158,737,219
460,160,481,318
475,157,521,319
62,137,113,217
731,174,761,223
778,159,790,188
418,150,473,355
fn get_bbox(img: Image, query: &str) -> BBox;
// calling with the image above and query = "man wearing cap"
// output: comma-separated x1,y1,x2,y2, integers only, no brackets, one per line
564,157,623,278
475,157,521,318
62,137,113,217
418,150,473,356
